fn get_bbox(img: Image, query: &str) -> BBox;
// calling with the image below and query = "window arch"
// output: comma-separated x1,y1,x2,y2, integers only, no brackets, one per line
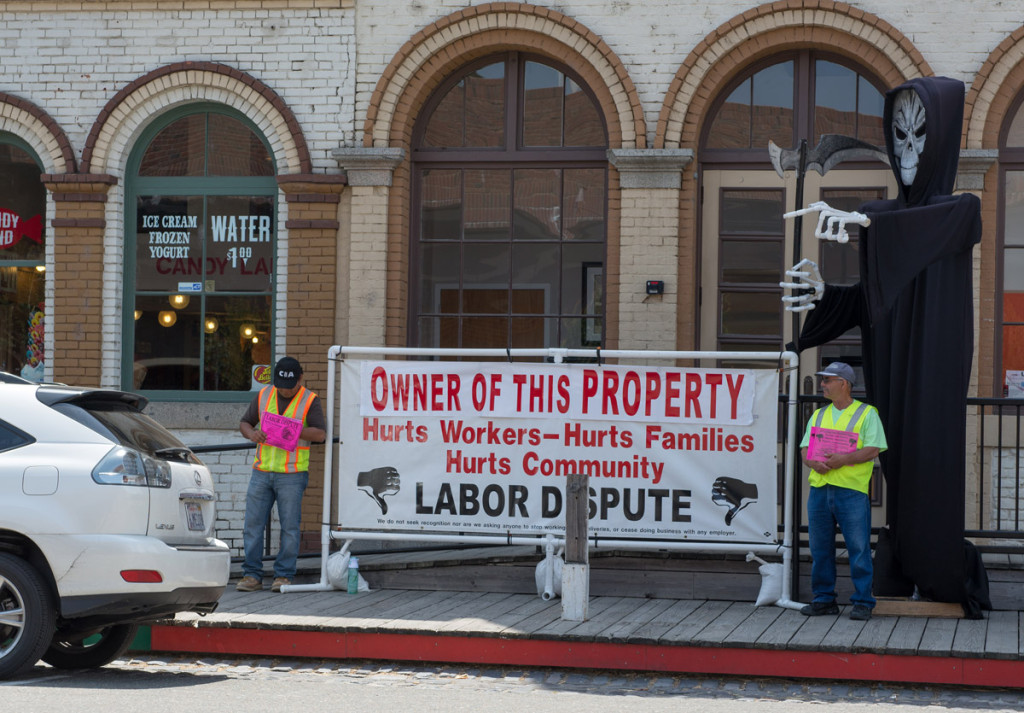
998,94,1024,397
698,51,889,382
123,105,277,397
0,133,46,381
409,53,608,351
703,52,885,155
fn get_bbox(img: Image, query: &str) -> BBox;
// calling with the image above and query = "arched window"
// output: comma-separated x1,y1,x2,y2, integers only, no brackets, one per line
698,52,890,384
998,96,1024,397
123,106,277,396
410,53,608,351
705,55,885,151
0,133,46,382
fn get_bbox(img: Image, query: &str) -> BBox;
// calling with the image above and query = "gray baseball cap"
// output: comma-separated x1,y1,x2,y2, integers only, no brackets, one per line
815,361,855,385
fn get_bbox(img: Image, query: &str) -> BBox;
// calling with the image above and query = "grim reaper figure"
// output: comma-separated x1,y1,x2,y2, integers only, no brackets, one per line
781,76,990,616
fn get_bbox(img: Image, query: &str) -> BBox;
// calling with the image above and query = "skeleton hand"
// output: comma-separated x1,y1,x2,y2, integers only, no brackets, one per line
783,200,871,244
780,259,824,312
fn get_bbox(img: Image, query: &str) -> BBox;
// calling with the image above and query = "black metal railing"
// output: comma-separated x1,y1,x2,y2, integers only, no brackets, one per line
969,398,1024,544
786,395,1024,552
784,394,1024,600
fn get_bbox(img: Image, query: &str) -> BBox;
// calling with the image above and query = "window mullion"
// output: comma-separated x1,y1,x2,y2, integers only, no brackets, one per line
509,52,521,152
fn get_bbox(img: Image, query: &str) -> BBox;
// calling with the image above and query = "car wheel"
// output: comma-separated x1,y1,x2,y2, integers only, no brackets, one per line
0,552,56,679
42,623,140,670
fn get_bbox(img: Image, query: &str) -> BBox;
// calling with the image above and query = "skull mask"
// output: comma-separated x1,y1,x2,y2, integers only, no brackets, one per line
892,89,926,187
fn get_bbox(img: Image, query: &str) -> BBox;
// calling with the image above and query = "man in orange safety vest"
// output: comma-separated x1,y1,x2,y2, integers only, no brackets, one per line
236,356,326,593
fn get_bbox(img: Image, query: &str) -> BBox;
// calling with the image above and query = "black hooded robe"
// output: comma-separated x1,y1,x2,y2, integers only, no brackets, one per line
796,77,987,612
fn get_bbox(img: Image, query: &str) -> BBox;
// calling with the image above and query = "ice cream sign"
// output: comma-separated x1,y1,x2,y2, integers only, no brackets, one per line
0,209,43,249
142,213,271,260
142,213,198,259
136,197,275,292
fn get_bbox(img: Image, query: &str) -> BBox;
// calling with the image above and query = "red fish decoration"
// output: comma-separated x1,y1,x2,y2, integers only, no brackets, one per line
0,209,43,249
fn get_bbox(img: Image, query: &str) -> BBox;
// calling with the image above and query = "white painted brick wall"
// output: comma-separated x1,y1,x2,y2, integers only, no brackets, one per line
5,2,1020,160
353,0,1024,148
617,188,678,350
0,6,356,169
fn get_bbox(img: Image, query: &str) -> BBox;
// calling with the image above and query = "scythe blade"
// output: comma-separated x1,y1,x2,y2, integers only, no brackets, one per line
806,134,890,175
769,134,889,178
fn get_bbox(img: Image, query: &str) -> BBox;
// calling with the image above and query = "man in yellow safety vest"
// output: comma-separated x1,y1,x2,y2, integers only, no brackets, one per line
800,361,887,621
236,356,326,593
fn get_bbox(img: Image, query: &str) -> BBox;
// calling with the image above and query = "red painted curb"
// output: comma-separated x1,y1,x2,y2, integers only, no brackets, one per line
148,625,1024,689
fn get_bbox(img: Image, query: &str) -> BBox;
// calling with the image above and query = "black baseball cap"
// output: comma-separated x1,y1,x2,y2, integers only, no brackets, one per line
273,357,303,389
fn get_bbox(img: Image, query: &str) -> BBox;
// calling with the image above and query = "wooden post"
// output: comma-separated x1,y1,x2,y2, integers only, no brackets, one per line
561,472,589,621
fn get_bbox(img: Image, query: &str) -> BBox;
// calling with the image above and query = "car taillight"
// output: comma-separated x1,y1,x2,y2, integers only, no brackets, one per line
121,570,163,583
92,447,172,488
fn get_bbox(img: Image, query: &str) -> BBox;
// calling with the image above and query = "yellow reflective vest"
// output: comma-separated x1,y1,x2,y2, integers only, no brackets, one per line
254,386,317,473
807,400,876,494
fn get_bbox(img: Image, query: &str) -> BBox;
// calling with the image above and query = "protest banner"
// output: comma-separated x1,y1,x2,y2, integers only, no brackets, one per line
337,360,779,544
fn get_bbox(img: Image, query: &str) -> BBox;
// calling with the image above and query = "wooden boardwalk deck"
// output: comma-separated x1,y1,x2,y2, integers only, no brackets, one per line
152,584,1024,689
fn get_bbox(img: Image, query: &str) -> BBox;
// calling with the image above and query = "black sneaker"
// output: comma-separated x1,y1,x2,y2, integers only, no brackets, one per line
849,605,872,621
800,601,839,616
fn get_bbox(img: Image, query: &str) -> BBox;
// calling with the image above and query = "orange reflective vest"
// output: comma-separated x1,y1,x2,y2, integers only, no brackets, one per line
253,386,317,473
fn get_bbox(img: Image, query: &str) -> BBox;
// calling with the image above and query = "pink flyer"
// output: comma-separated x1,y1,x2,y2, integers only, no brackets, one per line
261,411,303,452
807,426,859,461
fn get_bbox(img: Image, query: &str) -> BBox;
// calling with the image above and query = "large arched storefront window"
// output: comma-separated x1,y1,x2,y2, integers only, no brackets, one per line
0,133,46,382
698,52,892,386
123,106,277,396
410,53,608,351
998,97,1024,397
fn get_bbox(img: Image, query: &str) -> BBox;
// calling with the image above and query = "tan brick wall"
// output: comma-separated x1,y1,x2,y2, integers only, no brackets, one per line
977,170,1000,400
604,169,621,349
278,175,345,542
617,187,679,351
43,176,116,387
965,29,1024,398
676,169,698,351
349,185,391,347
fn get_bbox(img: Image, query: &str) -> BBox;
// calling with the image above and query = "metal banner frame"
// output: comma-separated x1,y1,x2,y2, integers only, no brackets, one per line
285,346,802,611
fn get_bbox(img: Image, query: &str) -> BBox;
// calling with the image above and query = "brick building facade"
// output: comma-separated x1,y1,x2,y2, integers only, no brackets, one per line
2,0,1022,555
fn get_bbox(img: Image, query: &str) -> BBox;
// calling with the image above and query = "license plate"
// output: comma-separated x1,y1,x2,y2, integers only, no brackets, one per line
185,502,205,531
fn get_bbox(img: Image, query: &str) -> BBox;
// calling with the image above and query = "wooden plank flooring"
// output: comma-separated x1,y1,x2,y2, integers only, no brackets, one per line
174,587,1024,661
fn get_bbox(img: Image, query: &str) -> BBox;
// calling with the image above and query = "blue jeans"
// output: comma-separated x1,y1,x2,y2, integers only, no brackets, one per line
807,484,875,608
242,468,309,580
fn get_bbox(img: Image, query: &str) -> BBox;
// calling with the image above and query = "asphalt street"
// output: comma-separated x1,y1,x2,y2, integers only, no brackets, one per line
3,656,1023,713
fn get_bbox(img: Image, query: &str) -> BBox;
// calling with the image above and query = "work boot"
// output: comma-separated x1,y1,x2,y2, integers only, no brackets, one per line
849,605,872,621
800,600,839,616
271,577,291,592
235,575,263,592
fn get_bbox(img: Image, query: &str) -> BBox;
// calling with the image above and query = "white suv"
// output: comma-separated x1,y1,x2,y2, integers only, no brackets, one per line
0,373,230,678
